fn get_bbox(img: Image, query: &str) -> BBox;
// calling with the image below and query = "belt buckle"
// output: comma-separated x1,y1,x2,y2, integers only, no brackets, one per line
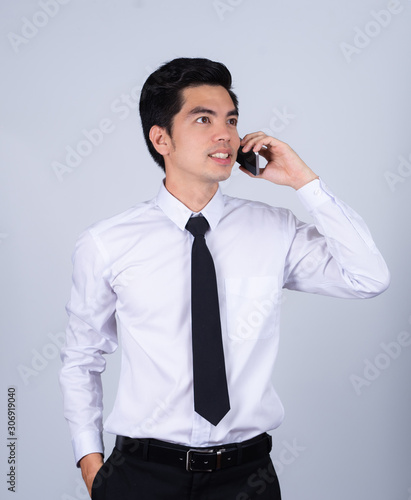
186,448,216,472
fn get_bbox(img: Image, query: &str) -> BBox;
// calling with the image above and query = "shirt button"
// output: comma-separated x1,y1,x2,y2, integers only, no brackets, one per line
314,188,321,196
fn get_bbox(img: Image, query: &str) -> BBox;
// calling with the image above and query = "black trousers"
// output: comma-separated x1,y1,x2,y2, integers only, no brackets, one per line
92,444,281,500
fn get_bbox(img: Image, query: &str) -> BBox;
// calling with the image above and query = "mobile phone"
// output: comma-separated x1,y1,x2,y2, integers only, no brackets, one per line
236,146,260,176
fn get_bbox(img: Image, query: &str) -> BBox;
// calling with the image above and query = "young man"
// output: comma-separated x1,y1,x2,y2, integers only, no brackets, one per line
60,58,390,500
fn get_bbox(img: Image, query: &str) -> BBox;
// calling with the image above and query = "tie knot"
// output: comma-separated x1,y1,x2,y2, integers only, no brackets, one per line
185,215,210,237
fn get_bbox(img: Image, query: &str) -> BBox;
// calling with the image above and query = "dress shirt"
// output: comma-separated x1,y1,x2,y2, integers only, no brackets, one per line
59,178,390,465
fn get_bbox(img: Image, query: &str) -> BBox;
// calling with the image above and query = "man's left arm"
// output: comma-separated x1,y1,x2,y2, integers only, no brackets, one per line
240,133,390,297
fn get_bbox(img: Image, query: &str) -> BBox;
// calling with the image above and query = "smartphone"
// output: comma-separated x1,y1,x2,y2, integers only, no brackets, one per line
236,146,260,176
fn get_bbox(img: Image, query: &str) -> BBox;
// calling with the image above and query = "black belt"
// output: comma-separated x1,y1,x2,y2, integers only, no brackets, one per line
115,433,272,472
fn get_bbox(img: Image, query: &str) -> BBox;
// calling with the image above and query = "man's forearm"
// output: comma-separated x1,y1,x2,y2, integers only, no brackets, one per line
80,452,104,498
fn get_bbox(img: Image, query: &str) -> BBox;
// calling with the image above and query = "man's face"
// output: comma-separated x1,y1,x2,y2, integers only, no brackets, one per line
163,84,240,186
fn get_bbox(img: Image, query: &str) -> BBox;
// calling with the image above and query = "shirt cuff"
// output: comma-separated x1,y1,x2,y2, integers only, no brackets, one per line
73,430,104,468
296,178,334,212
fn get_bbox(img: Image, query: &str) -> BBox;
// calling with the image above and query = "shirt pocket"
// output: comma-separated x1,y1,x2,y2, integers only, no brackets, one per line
225,276,280,341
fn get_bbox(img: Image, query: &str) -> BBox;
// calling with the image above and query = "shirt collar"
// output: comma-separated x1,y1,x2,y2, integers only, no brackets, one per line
155,181,225,231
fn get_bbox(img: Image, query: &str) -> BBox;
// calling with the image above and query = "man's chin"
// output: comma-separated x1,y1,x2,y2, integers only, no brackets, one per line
212,162,234,180
215,170,233,183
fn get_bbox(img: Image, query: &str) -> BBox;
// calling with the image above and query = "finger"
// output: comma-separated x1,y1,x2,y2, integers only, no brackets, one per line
242,133,284,154
241,133,265,147
241,132,267,151
241,131,266,143
253,135,284,151
238,166,263,178
257,147,270,161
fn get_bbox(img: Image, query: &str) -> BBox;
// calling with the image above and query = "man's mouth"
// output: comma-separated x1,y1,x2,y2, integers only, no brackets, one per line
209,153,231,159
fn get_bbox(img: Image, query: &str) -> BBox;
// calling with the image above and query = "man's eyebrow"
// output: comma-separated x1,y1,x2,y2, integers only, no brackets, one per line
187,106,239,117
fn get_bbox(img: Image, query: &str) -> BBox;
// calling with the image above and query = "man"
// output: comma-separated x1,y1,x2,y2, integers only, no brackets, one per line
60,58,390,500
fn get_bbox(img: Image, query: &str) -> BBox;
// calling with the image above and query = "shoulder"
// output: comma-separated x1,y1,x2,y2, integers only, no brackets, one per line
73,198,156,261
87,199,155,238
222,193,293,222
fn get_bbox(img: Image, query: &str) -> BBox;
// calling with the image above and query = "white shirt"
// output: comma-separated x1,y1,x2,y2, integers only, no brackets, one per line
59,179,389,465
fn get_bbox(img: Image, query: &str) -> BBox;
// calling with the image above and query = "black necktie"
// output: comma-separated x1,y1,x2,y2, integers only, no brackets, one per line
185,215,230,426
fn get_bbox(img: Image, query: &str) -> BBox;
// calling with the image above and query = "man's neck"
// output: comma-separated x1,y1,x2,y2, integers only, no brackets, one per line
164,177,218,213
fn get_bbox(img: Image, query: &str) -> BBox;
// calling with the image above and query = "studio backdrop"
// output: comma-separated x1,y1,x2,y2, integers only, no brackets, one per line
1,1,410,499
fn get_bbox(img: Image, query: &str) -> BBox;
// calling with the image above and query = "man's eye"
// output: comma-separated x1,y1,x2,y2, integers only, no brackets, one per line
228,118,238,126
196,116,210,124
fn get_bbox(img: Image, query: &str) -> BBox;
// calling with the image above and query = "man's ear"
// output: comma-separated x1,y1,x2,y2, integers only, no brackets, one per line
149,125,172,156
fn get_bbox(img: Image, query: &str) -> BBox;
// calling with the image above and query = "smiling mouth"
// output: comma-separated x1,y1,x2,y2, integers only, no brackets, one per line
209,153,231,159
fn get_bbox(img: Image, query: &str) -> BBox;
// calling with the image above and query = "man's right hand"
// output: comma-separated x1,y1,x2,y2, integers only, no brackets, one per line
79,452,104,498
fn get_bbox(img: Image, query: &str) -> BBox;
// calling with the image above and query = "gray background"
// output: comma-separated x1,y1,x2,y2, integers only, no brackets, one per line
1,0,410,498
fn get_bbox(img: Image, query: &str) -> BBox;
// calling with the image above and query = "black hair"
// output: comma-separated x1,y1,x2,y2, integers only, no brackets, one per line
139,57,239,171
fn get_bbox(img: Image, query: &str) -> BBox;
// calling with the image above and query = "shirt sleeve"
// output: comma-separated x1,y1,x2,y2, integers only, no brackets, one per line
282,178,390,297
59,229,118,466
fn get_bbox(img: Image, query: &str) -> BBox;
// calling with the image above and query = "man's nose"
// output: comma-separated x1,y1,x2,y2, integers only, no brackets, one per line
212,121,232,142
